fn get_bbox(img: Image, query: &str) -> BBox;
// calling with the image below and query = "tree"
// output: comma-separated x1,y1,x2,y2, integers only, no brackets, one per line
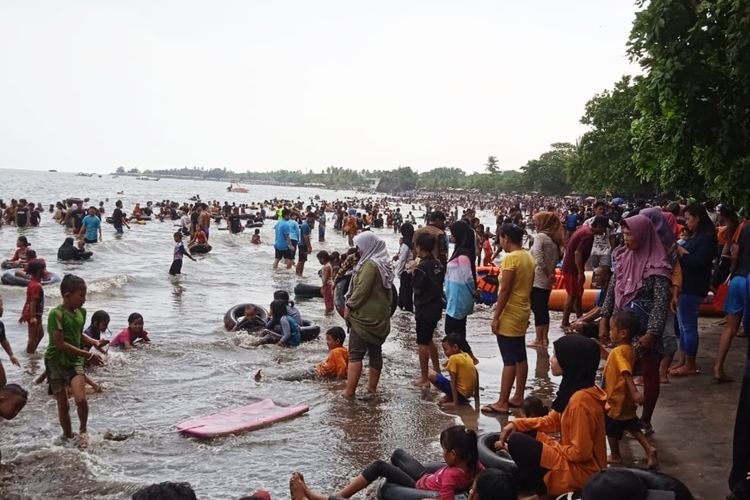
567,76,652,196
485,155,499,174
127,167,140,174
116,166,126,174
628,0,750,207
376,166,418,193
521,143,575,195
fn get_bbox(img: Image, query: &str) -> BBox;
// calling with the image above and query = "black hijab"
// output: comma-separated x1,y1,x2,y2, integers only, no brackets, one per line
400,222,415,250
57,237,78,261
551,335,600,413
449,220,477,281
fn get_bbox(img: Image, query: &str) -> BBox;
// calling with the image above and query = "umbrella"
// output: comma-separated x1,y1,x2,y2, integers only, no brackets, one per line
612,197,625,205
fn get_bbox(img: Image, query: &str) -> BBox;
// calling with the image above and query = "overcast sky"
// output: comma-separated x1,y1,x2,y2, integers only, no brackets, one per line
0,1,638,174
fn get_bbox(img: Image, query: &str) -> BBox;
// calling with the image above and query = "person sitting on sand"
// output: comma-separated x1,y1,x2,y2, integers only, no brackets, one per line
428,334,478,409
109,313,150,349
566,265,612,338
315,327,348,378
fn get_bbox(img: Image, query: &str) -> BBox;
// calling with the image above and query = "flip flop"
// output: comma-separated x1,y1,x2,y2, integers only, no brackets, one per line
481,404,511,415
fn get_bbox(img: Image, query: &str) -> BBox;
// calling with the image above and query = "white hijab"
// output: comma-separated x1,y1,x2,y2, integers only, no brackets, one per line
352,231,394,289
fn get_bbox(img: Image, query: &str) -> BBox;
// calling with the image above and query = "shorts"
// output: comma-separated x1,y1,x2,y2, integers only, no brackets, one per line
430,373,469,404
415,317,439,345
114,224,124,234
84,238,97,244
496,335,527,365
45,358,84,395
724,275,748,315
274,248,293,260
200,226,209,238
348,329,383,370
563,272,583,298
169,259,183,276
605,415,642,439
589,253,611,269
298,244,308,263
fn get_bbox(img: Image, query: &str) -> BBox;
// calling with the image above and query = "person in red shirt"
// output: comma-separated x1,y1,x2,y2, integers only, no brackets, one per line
19,260,46,353
561,216,608,328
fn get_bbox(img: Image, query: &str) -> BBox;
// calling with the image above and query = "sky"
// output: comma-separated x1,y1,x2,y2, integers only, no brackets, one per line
0,1,639,174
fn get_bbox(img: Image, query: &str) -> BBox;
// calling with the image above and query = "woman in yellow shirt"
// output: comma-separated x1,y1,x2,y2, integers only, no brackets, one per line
482,223,535,414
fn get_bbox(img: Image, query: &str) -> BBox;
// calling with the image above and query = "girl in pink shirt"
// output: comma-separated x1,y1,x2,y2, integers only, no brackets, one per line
109,313,150,349
291,425,482,500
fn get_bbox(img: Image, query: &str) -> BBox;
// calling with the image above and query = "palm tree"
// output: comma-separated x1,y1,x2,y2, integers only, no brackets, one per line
485,155,499,173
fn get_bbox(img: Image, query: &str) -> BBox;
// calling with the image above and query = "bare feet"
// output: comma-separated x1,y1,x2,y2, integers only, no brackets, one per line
670,367,700,377
341,391,355,400
290,472,308,500
78,432,90,450
647,447,659,470
413,377,430,388
606,454,623,465
660,375,669,384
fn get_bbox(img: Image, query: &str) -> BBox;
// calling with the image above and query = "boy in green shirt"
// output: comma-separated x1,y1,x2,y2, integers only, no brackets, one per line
44,274,105,449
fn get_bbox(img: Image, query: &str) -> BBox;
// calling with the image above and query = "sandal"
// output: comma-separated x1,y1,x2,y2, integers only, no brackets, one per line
481,404,511,415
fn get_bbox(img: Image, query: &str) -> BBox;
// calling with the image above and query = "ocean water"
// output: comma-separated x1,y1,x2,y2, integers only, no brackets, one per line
0,169,560,499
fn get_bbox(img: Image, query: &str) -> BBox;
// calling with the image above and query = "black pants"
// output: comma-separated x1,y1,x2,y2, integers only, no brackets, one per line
445,315,473,355
508,432,548,494
730,374,750,498
361,448,425,487
398,272,414,312
530,287,552,327
169,259,183,276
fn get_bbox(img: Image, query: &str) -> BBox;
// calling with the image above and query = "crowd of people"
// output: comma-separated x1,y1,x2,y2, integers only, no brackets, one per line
0,191,749,499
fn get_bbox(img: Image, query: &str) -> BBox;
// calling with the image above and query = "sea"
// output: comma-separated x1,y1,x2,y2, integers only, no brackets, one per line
0,169,560,499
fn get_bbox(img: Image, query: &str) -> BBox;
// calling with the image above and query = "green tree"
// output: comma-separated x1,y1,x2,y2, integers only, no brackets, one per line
567,76,652,196
485,155,499,174
521,143,575,195
116,166,126,174
628,0,750,207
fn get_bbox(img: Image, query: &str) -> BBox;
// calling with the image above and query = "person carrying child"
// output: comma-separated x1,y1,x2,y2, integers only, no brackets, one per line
602,311,658,469
45,274,106,448
19,260,46,354
316,251,335,315
315,327,348,378
290,425,482,500
170,231,196,276
109,313,150,349
0,295,21,387
429,334,479,409
413,232,445,387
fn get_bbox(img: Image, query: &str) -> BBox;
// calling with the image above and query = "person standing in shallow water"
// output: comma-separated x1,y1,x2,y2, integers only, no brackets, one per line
343,232,393,399
444,220,478,363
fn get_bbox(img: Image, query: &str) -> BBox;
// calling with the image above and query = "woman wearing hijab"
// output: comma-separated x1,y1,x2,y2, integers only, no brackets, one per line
57,237,79,261
496,335,606,496
670,203,716,376
527,212,563,349
640,207,681,385
343,231,394,398
394,222,415,312
444,220,478,361
599,214,673,436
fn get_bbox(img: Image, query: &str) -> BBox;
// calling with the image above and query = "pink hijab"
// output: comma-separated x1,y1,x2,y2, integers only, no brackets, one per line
613,215,673,310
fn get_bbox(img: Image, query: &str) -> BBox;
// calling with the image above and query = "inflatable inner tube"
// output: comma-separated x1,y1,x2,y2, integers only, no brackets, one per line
223,303,268,331
245,221,263,228
2,270,62,287
299,320,321,342
294,283,322,299
477,433,518,473
1,260,21,270
377,463,468,500
587,468,692,500
190,244,212,254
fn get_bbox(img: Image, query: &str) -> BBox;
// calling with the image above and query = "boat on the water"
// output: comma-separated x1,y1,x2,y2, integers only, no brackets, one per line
227,183,249,193
136,176,160,181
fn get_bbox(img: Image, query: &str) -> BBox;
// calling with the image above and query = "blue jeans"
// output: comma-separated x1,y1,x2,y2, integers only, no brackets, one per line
677,293,702,357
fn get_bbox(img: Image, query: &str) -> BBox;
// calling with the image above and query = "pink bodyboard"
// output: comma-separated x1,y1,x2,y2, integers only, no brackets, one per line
176,399,309,437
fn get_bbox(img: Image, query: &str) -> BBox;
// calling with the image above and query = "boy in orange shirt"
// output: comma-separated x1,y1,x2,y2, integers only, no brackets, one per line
315,327,348,379
602,311,658,469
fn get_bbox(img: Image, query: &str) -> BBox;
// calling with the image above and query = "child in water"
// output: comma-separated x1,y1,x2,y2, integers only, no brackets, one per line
170,231,196,276
7,236,32,268
316,251,334,315
19,260,46,354
429,334,479,408
290,425,482,500
44,274,105,449
0,295,21,387
109,313,150,349
260,299,300,347
251,229,261,245
316,327,348,378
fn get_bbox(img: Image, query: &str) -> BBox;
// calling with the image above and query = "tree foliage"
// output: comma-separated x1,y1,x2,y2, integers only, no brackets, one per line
628,0,750,207
485,155,499,173
521,143,574,195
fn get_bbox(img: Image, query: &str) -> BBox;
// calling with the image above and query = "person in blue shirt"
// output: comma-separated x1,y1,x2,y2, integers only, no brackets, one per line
273,208,293,270
78,207,102,244
288,213,300,254
296,213,314,276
